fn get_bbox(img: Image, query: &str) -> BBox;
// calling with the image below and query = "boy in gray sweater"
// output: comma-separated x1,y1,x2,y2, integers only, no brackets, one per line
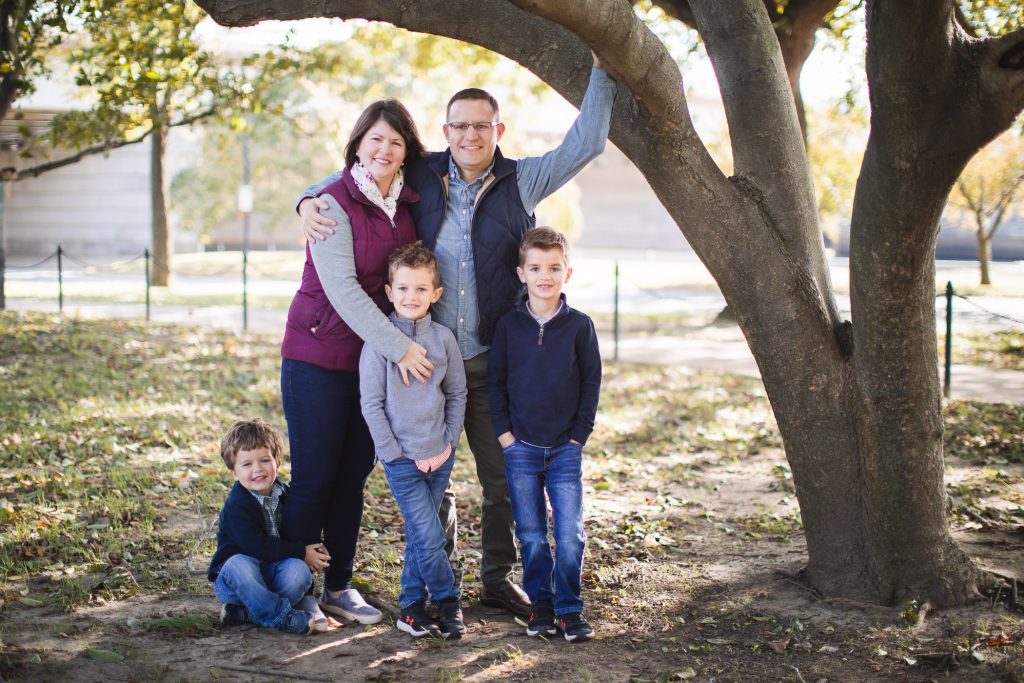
359,243,468,639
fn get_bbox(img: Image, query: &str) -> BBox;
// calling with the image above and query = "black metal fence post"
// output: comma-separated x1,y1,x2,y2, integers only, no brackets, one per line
144,248,151,322
613,260,620,362
944,281,953,399
56,243,63,313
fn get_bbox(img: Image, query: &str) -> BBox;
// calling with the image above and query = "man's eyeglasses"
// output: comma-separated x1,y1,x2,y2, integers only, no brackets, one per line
446,121,500,134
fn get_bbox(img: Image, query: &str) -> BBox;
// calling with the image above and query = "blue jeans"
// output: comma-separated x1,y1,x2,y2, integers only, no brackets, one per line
503,440,586,616
281,359,375,591
213,555,312,627
382,454,459,608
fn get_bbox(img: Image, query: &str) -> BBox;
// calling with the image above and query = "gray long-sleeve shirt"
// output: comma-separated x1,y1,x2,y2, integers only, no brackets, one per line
358,312,467,463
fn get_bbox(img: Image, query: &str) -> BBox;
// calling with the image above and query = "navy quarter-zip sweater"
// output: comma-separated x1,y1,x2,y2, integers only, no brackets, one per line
207,481,306,582
487,293,601,447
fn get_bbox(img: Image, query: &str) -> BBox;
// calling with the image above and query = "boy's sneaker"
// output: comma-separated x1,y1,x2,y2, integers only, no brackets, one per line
297,594,329,632
320,588,383,625
275,608,314,636
220,603,249,627
437,598,466,639
526,602,556,637
396,601,442,637
557,613,594,642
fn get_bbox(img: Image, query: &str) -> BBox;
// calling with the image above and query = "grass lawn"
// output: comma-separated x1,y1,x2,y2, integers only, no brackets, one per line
0,311,1021,682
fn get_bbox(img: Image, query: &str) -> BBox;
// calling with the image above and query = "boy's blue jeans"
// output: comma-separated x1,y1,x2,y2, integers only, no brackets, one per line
213,554,312,627
381,454,459,608
503,440,586,616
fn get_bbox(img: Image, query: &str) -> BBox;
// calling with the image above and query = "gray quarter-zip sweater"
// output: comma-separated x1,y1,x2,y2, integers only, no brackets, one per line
359,312,467,463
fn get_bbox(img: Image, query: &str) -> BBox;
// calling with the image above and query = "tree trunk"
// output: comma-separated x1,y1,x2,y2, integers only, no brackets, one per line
977,231,992,285
150,121,171,287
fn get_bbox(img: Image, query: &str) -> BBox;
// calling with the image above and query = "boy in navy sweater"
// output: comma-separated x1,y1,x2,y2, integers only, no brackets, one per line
487,227,601,642
208,419,331,635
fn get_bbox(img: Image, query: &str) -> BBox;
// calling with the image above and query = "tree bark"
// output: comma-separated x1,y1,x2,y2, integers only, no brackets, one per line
150,117,170,287
195,0,1024,606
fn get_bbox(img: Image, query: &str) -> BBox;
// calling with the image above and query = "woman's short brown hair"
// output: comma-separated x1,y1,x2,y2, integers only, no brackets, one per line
220,418,285,470
344,99,426,170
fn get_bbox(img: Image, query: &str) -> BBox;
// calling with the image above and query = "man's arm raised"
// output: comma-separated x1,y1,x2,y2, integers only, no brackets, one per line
515,52,617,214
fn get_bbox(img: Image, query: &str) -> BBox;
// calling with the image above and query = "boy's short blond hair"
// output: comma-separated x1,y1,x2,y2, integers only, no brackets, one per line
388,242,441,288
220,418,285,470
518,227,570,266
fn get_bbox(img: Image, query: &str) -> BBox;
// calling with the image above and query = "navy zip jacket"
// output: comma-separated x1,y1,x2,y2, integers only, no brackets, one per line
487,293,601,447
207,481,306,582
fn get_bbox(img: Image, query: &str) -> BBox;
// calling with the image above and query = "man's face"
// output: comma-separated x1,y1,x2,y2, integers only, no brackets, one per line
444,98,504,178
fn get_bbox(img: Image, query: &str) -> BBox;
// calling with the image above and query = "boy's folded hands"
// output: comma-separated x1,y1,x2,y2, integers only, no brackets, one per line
304,543,331,571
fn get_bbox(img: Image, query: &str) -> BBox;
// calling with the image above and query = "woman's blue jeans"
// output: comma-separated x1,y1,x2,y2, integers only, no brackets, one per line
213,555,312,627
280,358,375,591
381,454,459,608
503,440,586,616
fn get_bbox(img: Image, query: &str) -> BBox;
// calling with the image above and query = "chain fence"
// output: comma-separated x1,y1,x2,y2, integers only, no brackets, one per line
3,249,1022,397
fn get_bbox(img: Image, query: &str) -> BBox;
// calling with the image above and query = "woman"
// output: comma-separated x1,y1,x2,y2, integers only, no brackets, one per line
280,100,431,626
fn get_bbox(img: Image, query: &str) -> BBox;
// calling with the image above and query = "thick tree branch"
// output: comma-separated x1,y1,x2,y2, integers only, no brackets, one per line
509,0,690,126
690,0,818,246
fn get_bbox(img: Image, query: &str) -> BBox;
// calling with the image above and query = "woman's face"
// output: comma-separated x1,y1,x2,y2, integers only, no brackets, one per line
356,118,408,192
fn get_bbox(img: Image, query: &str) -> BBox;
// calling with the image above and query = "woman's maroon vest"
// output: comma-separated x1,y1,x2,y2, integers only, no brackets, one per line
281,168,418,372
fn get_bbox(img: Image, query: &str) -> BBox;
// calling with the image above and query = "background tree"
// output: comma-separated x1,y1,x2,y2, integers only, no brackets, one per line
0,1,80,123
0,1,81,309
197,0,1024,608
945,130,1024,285
39,1,327,285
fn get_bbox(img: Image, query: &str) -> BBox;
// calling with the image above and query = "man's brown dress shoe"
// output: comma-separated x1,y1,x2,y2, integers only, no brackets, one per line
479,584,531,617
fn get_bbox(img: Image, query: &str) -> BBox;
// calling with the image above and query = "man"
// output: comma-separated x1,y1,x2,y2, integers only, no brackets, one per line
298,54,615,617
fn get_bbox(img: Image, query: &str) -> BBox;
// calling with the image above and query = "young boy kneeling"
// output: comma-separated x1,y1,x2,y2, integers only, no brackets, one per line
208,418,332,635
487,227,602,642
359,243,468,639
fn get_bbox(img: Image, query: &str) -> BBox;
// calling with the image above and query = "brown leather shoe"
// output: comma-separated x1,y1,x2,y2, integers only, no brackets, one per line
479,584,532,617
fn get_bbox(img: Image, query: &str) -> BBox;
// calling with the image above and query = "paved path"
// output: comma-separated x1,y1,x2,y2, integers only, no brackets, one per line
9,298,1023,405
609,334,1024,404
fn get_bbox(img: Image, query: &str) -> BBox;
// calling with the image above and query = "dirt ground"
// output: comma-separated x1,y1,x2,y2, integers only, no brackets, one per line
3,437,1022,683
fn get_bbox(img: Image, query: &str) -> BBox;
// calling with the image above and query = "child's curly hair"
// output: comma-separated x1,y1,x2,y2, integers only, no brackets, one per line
219,418,285,470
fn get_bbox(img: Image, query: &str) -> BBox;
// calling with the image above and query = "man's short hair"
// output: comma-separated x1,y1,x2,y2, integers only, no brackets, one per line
388,242,441,288
446,88,500,121
220,418,284,470
519,227,570,266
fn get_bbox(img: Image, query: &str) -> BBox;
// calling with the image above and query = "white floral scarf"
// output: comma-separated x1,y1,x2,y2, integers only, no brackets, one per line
351,162,404,221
